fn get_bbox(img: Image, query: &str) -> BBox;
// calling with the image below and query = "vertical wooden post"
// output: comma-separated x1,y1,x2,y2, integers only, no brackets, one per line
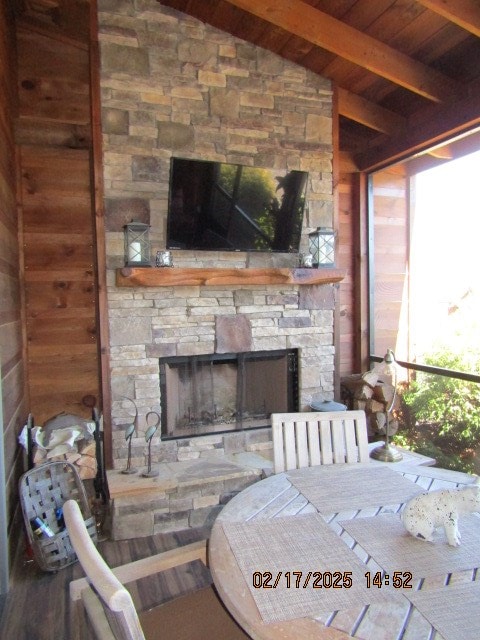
353,171,370,373
0,350,9,596
90,0,113,468
332,85,341,399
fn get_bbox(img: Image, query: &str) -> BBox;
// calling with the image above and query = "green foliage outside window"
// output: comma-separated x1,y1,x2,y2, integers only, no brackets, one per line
394,350,480,473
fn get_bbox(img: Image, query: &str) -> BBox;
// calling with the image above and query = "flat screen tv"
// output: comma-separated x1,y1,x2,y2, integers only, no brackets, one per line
166,158,308,253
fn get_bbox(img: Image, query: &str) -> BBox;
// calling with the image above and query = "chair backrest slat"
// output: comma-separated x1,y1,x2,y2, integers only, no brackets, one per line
272,417,287,472
318,419,333,465
306,421,321,467
284,421,297,471
342,417,357,462
295,420,309,468
63,500,146,640
272,410,369,473
331,420,345,464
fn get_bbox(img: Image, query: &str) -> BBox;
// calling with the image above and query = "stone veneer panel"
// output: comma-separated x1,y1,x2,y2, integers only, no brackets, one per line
215,314,252,353
98,0,336,468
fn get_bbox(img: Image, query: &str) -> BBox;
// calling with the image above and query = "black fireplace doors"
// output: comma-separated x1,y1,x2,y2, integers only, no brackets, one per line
159,349,298,439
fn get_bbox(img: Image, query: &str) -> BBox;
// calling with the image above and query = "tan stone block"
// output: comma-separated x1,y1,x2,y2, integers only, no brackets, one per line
141,92,170,105
283,111,305,127
177,450,201,461
191,435,223,446
240,93,274,109
223,475,258,493
228,143,257,154
103,164,132,180
198,70,226,87
199,449,225,458
306,114,332,142
200,480,226,496
219,44,236,58
253,336,287,351
171,86,203,100
228,127,269,139
223,66,249,77
102,43,150,77
114,495,169,515
157,121,194,149
169,497,194,512
193,494,219,509
246,441,273,452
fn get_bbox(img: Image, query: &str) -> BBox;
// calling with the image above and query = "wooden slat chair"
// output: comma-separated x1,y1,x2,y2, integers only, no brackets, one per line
63,500,250,640
272,410,369,473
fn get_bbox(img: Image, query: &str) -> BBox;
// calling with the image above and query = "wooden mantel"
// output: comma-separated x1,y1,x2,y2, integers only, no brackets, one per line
116,266,345,287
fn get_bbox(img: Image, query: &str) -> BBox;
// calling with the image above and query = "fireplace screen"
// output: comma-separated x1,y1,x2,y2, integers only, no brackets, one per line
159,349,298,438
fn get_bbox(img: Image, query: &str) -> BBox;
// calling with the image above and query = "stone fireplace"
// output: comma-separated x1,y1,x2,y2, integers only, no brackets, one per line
108,279,335,471
99,1,336,488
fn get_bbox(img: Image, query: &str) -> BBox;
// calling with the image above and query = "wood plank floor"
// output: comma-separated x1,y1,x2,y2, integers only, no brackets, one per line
0,523,211,640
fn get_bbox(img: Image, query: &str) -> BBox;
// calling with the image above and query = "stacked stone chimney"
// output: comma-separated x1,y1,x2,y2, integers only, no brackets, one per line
97,0,335,469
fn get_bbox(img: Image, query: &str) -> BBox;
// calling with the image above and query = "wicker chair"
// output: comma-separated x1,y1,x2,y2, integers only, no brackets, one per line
19,461,97,571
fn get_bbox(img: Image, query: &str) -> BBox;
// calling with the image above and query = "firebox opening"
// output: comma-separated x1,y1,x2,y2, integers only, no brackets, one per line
159,349,298,439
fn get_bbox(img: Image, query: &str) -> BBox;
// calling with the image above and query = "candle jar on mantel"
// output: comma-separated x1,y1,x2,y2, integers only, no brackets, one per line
124,221,151,267
155,250,173,267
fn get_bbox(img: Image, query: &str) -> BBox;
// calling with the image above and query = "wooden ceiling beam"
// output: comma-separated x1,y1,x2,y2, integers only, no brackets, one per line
337,87,406,136
223,0,459,102
339,150,359,173
416,0,480,38
354,80,480,172
406,130,480,175
25,0,60,12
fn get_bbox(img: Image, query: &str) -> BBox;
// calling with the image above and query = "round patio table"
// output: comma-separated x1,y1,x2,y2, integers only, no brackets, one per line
209,461,477,640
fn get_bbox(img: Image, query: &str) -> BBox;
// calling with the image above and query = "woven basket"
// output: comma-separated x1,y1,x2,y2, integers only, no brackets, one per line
19,461,98,571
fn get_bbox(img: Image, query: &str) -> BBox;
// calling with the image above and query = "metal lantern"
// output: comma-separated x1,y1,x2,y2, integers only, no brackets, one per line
124,221,151,267
308,227,336,267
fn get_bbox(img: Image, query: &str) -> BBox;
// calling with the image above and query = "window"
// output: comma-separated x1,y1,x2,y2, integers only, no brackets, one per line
369,141,480,371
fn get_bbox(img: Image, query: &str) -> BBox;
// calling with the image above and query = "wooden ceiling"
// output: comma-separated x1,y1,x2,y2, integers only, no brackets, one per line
13,0,480,171
158,0,480,171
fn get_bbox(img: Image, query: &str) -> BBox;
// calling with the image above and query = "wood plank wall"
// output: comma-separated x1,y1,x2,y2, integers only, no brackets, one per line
338,171,356,376
338,169,370,378
0,0,29,576
338,164,409,379
19,146,99,419
15,22,100,425
371,165,410,360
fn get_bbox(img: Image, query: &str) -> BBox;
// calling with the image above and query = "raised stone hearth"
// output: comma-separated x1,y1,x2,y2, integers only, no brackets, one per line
107,455,269,540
